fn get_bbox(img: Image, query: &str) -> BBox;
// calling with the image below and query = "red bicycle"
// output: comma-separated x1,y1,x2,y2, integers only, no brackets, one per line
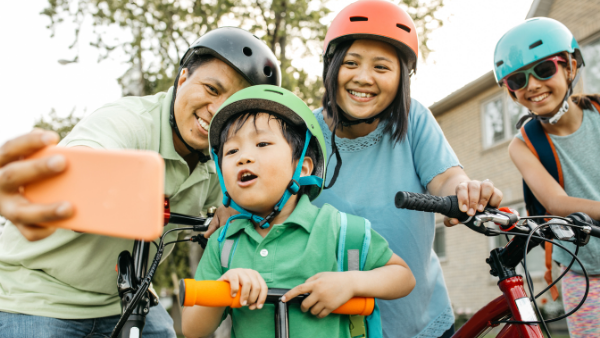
395,191,600,338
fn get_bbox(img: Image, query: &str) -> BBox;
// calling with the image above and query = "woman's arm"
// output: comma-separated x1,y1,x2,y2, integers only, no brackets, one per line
281,253,415,318
427,166,503,225
509,137,600,219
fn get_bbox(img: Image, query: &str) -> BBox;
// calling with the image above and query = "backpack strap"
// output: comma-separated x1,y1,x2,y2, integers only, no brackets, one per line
219,232,240,273
591,101,600,115
337,212,382,338
520,119,563,301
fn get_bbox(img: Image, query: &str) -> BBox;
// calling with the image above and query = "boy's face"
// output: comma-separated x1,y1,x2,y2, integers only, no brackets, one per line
221,113,311,216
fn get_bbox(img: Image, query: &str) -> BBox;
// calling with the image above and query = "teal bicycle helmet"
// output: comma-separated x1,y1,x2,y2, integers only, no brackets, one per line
493,18,585,128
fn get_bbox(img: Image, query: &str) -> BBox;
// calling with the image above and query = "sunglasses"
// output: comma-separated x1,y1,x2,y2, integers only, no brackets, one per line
502,56,567,92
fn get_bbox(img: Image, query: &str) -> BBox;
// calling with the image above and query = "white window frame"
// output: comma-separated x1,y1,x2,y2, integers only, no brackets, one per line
434,221,447,262
480,93,528,149
580,31,600,94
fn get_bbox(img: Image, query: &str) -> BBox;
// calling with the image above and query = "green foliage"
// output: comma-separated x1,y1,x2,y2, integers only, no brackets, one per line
41,0,443,108
33,108,82,140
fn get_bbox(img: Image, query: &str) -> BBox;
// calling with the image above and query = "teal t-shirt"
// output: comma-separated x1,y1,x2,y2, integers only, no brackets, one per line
312,99,460,338
516,106,600,274
195,195,394,338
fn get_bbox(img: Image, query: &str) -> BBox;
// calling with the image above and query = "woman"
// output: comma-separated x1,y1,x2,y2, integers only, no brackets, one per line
496,17,600,337
310,1,503,337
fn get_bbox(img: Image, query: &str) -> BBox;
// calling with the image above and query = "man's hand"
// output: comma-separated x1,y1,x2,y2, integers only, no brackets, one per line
204,205,238,238
0,130,74,240
282,272,354,318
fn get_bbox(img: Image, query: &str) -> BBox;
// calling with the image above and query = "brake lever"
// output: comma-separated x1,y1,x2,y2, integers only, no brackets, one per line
463,208,519,236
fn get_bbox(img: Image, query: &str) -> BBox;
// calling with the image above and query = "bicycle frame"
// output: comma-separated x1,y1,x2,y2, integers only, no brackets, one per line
454,276,543,338
113,198,213,338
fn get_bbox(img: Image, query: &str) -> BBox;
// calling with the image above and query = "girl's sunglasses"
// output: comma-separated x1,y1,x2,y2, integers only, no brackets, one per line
502,56,567,92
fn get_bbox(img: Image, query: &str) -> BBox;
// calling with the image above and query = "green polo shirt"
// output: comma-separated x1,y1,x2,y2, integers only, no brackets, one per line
195,195,393,338
0,87,222,319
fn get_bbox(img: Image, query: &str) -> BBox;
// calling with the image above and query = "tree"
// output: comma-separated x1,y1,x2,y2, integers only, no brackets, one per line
41,0,443,108
34,108,82,140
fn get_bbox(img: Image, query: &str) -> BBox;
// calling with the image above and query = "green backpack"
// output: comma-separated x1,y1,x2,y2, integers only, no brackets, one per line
218,211,383,338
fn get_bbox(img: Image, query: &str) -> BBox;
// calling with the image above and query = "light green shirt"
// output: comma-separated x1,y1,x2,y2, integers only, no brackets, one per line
195,195,394,338
0,87,222,319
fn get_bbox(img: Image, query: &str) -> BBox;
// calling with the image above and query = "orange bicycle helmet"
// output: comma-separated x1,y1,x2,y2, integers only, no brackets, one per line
323,0,419,74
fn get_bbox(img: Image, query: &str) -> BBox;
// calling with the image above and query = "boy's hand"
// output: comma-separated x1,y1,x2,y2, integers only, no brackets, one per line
218,268,268,310
282,272,354,318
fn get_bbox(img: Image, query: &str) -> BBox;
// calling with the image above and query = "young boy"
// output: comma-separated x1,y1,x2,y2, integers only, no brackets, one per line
182,85,415,338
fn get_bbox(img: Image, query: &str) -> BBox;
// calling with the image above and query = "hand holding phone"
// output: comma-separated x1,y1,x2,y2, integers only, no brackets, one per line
23,146,165,241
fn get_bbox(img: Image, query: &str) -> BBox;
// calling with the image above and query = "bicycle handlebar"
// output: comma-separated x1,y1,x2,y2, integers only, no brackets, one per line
179,279,375,316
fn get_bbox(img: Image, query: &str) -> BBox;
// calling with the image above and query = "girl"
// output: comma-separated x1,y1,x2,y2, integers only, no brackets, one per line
496,17,600,337
310,1,503,337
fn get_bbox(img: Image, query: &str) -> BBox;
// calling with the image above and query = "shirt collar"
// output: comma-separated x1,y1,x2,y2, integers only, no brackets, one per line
158,86,181,161
222,195,319,239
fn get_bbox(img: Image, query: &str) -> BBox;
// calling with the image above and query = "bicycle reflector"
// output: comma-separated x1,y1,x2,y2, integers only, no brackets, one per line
179,279,375,316
498,207,519,232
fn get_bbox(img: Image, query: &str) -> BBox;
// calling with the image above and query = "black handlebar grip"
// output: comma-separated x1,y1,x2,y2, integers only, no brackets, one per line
590,219,600,239
394,191,469,222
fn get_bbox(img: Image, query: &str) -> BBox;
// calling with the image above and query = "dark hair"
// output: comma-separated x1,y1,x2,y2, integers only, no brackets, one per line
185,54,217,77
321,39,411,144
217,111,318,196
571,94,600,110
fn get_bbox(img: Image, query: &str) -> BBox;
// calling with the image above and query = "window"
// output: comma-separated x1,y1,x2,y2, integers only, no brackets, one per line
434,222,446,261
582,36,600,93
481,94,528,148
489,204,545,278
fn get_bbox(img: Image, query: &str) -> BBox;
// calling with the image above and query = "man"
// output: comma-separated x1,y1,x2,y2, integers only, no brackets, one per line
0,27,280,337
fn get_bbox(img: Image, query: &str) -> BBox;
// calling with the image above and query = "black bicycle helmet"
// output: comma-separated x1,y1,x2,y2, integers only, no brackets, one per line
170,27,282,161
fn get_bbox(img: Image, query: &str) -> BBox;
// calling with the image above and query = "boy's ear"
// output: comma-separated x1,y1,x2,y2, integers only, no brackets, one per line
299,156,314,177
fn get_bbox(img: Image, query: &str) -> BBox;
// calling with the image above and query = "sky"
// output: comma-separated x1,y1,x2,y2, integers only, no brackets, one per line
0,0,533,145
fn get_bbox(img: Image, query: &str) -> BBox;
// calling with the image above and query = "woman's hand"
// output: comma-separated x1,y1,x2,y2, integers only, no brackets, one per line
218,268,268,310
450,179,503,221
205,205,238,238
427,166,503,227
0,130,73,240
282,272,354,318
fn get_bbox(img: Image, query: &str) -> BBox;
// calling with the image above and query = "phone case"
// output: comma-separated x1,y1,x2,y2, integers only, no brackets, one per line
24,146,165,241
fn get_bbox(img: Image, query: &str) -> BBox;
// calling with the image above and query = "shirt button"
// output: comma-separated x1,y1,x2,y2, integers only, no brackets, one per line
260,249,268,257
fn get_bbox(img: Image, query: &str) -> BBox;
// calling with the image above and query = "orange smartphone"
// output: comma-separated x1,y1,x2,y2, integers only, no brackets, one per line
23,146,165,241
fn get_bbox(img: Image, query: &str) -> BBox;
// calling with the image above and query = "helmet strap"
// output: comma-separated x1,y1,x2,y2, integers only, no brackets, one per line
211,129,323,242
514,58,581,129
169,66,211,163
328,101,382,127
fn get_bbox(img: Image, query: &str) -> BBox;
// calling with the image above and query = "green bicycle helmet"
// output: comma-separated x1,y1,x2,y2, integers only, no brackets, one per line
209,85,327,236
170,27,282,161
493,17,585,128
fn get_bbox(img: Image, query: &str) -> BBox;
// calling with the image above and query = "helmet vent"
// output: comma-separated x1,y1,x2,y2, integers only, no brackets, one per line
529,40,543,50
350,16,368,22
265,89,283,95
243,47,253,56
496,60,504,67
263,66,273,77
396,24,411,33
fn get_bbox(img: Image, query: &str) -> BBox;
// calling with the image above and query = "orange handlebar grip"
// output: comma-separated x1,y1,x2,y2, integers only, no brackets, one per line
332,297,375,316
182,279,242,308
